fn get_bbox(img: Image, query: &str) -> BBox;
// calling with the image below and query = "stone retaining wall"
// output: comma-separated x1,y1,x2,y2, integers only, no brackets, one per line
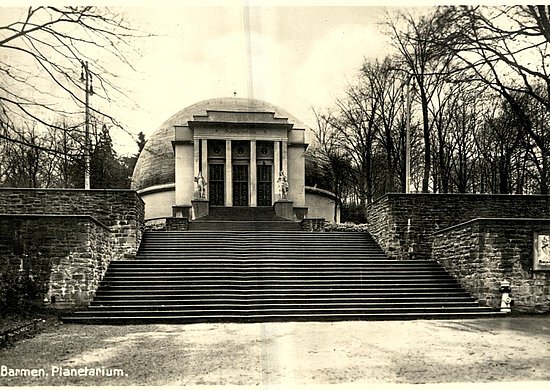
0,189,145,309
0,215,114,309
432,218,550,313
366,193,550,260
0,188,144,259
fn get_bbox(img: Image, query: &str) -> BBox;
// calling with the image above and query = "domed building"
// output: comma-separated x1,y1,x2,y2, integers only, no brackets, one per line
131,97,339,223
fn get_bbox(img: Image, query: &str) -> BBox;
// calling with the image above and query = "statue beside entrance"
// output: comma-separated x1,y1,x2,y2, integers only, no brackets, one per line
194,172,207,200
277,171,289,200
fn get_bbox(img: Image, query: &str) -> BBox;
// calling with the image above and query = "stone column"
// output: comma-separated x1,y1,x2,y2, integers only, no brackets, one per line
273,141,280,203
282,140,288,177
193,138,200,179
250,140,257,206
225,140,232,206
201,139,208,200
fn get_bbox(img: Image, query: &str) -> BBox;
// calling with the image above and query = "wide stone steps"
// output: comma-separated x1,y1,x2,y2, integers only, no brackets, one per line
74,306,489,316
102,272,451,278
63,312,502,324
91,290,474,300
99,278,459,285
63,230,503,323
104,266,446,271
87,297,482,306
92,283,469,290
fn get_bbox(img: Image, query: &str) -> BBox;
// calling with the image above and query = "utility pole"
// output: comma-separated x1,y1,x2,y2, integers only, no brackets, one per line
80,60,94,189
405,76,413,194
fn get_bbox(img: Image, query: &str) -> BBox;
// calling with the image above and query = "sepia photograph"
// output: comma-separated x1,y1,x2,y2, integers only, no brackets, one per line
0,0,549,388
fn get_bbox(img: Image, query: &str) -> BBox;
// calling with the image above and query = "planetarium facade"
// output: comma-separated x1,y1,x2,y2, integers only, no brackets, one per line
131,97,338,222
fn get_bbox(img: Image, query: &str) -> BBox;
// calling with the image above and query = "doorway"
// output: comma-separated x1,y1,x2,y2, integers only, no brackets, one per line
257,164,272,206
232,164,249,206
209,164,224,206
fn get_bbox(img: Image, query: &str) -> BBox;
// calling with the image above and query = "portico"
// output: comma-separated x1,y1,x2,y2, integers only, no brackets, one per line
172,105,305,219
131,97,338,222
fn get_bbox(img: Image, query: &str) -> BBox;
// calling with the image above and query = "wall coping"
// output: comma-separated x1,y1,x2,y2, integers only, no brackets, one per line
137,183,175,196
0,187,140,194
138,184,338,201
0,213,112,232
369,192,550,208
305,186,337,201
433,217,550,235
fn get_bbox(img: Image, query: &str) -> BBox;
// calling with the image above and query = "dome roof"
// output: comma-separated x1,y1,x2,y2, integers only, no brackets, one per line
131,97,308,191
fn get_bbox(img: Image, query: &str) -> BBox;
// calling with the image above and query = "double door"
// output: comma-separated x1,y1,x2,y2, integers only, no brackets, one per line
208,163,273,206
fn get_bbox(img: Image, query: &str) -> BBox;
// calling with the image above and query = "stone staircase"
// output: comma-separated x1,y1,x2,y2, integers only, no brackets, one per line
62,230,503,324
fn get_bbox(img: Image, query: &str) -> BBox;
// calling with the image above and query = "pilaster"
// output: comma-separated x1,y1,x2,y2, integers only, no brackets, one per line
201,139,208,200
250,140,257,206
225,140,232,206
274,141,280,203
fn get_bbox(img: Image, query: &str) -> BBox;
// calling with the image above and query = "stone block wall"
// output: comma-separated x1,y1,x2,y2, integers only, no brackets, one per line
166,217,189,231
0,188,145,309
0,215,114,309
0,188,144,259
433,218,550,313
366,193,550,260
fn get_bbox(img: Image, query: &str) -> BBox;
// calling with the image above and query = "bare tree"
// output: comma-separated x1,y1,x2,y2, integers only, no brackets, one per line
386,10,456,193
0,5,144,166
434,5,550,193
362,58,406,194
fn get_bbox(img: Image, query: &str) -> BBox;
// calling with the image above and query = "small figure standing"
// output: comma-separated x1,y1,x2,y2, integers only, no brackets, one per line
277,170,289,200
194,171,207,199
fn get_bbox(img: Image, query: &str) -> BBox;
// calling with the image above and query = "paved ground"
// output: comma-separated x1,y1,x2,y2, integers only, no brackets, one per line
0,316,549,387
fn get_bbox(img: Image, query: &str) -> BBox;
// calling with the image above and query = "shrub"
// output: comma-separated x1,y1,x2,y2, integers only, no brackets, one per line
340,203,368,223
0,267,42,316
325,222,370,232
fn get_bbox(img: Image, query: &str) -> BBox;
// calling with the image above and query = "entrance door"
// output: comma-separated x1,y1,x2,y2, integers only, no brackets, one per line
257,165,272,206
209,164,225,206
232,164,249,206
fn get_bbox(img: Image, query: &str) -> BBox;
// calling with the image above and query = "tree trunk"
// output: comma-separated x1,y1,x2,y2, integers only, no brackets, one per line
541,155,550,194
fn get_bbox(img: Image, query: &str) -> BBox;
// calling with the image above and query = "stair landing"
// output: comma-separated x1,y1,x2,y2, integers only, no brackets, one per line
191,206,301,230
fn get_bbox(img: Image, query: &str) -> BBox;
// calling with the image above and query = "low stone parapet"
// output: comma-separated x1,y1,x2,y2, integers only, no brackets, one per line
366,193,550,260
166,217,189,231
301,218,325,232
0,188,144,259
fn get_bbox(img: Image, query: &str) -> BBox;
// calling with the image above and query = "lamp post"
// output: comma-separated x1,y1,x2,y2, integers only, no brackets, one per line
80,60,94,189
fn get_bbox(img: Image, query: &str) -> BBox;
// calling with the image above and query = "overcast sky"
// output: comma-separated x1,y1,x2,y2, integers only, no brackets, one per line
2,1,432,154
112,4,398,153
